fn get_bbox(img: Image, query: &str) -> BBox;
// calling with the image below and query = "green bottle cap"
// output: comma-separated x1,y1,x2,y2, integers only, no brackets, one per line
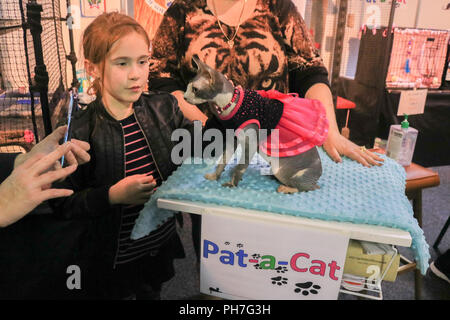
401,114,409,129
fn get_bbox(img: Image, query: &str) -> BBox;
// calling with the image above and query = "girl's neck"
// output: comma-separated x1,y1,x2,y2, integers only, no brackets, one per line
102,96,134,120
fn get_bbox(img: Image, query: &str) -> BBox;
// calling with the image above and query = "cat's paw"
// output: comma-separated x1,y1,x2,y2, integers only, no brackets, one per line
222,181,236,188
204,173,218,181
277,185,298,194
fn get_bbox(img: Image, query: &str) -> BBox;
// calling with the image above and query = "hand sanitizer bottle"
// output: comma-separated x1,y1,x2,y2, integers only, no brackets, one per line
386,114,418,166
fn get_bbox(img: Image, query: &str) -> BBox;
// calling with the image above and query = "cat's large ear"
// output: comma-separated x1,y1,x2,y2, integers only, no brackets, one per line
192,56,210,75
192,56,202,72
192,56,215,82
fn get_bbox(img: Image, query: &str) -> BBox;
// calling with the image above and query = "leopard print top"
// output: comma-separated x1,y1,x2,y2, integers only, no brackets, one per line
148,0,329,95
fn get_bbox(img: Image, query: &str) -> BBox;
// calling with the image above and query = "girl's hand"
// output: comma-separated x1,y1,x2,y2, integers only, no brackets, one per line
109,174,157,205
323,130,384,167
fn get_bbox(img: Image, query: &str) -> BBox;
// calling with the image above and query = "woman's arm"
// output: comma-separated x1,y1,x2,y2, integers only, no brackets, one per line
149,3,209,123
305,83,384,167
278,0,382,167
171,90,208,125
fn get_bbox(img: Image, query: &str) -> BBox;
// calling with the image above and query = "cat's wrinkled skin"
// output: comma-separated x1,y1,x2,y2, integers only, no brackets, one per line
184,56,322,193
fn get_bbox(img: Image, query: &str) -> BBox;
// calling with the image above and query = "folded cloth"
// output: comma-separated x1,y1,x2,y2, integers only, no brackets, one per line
131,148,430,274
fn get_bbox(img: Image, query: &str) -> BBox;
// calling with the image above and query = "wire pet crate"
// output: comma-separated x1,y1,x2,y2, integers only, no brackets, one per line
0,0,68,152
386,28,450,89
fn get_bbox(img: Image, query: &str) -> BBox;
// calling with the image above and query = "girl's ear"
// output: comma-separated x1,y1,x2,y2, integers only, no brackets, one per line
84,59,100,79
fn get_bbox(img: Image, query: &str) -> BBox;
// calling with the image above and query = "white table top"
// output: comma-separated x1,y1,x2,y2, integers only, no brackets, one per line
157,199,413,247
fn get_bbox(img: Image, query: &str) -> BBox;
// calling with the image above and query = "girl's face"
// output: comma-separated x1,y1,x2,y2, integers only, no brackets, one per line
100,32,149,113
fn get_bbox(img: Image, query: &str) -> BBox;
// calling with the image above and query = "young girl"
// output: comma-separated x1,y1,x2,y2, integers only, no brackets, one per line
51,12,223,299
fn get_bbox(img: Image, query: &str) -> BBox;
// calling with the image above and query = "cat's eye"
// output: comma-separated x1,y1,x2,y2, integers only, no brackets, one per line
192,87,198,93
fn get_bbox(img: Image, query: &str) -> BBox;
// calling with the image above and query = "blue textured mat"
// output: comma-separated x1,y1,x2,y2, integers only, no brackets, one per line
131,148,430,274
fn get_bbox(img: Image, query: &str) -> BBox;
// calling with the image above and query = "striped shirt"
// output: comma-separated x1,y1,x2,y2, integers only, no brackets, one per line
115,113,176,265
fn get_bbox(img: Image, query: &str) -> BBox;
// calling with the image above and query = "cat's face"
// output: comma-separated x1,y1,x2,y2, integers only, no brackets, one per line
184,56,234,110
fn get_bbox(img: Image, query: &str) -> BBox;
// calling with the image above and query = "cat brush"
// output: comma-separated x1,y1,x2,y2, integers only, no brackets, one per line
61,88,78,167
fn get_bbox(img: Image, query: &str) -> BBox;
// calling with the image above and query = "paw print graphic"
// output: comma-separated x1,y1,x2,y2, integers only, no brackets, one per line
275,266,288,273
252,253,261,259
253,263,263,270
271,276,288,286
294,282,321,296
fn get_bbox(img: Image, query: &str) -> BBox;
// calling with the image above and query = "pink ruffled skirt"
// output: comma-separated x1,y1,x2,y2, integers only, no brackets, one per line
257,90,329,157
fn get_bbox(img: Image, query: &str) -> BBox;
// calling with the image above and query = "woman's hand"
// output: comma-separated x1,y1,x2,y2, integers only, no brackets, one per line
0,143,79,228
14,125,91,168
305,83,384,167
323,129,384,167
109,174,157,205
172,90,208,125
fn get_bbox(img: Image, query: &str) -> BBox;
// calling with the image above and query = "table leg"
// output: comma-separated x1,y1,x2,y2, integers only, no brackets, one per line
412,190,422,227
414,190,422,300
415,269,422,300
407,189,423,300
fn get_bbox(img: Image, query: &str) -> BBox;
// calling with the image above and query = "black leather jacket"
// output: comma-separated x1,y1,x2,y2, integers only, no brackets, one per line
50,91,222,276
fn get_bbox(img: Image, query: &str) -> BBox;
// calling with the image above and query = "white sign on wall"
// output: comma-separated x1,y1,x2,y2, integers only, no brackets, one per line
200,213,349,300
397,89,428,116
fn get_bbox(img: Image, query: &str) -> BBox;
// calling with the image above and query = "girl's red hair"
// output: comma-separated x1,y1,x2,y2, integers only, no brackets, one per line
82,12,150,95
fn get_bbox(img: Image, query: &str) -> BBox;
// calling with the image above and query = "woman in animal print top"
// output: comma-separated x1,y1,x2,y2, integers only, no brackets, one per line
148,0,384,167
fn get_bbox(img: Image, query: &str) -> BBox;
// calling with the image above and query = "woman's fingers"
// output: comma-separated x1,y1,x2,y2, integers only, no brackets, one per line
70,139,91,165
37,188,74,202
62,141,91,167
51,125,68,141
20,152,46,170
362,151,383,166
367,150,384,163
352,150,371,167
71,138,90,151
36,164,77,187
354,145,384,167
30,143,71,175
325,145,342,163
325,131,384,167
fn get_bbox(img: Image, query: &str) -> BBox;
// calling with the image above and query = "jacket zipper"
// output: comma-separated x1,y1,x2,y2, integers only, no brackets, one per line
133,109,164,181
112,122,126,269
